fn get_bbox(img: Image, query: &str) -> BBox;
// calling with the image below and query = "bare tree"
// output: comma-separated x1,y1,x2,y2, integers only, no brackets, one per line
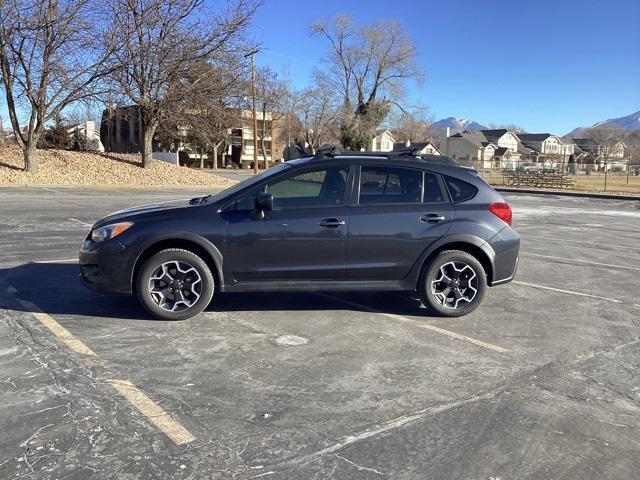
487,123,526,133
0,0,114,171
389,103,436,144
586,124,627,169
248,66,287,168
311,15,422,150
105,0,257,167
294,82,339,153
158,59,244,169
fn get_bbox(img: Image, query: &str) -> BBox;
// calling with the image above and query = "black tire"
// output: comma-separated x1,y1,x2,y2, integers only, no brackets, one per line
419,250,487,317
136,248,214,320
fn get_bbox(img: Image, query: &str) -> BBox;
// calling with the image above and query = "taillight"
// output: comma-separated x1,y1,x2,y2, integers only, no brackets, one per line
489,202,512,226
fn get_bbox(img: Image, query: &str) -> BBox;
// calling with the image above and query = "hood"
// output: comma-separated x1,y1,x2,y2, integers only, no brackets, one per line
92,197,203,228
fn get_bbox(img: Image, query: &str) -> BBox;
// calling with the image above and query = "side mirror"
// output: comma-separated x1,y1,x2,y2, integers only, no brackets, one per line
250,193,273,220
255,193,273,212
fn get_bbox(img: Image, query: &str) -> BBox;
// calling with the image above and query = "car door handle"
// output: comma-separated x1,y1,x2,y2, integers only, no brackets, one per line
420,214,446,223
319,218,346,228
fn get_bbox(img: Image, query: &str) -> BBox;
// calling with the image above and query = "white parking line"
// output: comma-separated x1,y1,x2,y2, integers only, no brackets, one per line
68,217,92,228
520,252,640,272
318,293,508,353
522,234,637,250
35,258,78,264
512,280,624,304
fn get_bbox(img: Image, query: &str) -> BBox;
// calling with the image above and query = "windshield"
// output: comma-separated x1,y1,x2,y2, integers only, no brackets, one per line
208,160,309,204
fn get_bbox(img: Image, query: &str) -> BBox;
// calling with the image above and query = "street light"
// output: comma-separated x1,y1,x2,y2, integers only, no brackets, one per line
244,49,259,175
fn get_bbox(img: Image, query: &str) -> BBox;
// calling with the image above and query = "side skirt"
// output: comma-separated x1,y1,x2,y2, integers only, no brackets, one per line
220,279,413,293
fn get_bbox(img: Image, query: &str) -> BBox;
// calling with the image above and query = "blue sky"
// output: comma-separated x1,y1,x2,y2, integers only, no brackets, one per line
251,0,640,134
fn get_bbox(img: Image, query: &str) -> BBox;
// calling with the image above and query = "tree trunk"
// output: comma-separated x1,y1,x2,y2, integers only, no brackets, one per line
212,143,218,170
260,137,268,169
141,124,157,168
199,148,204,169
23,141,38,172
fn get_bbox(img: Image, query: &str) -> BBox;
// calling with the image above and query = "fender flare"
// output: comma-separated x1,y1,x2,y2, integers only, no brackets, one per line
406,234,496,287
127,232,225,288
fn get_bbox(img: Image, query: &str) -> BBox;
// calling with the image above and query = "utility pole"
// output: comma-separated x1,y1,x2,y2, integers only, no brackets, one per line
245,49,259,175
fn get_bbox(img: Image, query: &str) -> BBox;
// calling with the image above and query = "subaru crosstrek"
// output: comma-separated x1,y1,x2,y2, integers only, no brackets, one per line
79,151,519,320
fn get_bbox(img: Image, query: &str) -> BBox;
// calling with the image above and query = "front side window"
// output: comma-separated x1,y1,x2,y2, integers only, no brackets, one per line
359,166,423,204
235,166,348,210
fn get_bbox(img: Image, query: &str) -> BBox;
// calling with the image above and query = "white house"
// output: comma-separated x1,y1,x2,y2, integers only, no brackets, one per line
68,121,104,152
444,129,520,169
392,140,441,155
370,129,395,152
517,133,568,155
571,138,628,171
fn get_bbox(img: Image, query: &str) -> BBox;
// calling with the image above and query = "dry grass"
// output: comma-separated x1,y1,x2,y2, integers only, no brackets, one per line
0,146,237,188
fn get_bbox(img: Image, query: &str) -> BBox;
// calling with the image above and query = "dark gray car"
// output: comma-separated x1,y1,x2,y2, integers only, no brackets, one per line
79,151,520,320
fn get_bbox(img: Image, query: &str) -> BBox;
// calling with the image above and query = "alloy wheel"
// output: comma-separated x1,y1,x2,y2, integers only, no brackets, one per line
148,261,203,312
430,261,479,309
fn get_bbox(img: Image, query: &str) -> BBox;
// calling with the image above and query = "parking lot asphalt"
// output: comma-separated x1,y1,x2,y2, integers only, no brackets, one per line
1,186,639,479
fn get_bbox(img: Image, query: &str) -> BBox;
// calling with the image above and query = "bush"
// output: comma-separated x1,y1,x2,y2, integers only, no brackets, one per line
40,118,73,150
73,130,100,151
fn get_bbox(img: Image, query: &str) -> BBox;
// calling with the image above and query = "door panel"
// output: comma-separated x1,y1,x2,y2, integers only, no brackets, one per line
346,204,453,280
225,207,348,281
224,165,351,282
346,167,453,280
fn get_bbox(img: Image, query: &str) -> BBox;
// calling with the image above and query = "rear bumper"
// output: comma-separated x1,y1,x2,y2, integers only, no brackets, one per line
487,226,520,286
79,238,133,294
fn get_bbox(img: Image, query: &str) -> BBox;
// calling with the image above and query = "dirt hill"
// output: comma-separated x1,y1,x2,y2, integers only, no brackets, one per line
0,147,237,188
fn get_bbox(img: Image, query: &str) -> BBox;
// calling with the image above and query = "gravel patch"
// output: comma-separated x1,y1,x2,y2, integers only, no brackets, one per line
0,147,237,187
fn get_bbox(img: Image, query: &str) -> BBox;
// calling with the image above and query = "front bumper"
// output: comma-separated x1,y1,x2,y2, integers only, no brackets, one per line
79,237,133,294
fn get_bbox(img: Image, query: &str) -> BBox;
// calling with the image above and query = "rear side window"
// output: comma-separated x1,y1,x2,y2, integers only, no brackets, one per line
444,175,477,202
359,166,423,204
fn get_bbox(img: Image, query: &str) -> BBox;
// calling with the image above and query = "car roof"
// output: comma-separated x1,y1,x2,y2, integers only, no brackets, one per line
307,151,487,186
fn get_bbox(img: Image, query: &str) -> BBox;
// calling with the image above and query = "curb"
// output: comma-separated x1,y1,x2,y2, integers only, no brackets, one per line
495,187,640,201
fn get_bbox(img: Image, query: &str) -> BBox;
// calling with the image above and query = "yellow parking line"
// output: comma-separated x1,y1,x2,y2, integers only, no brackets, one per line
108,379,195,445
318,293,508,353
14,296,96,356
6,286,195,445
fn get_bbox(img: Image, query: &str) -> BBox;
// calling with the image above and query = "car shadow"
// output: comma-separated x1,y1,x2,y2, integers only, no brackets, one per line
0,262,431,321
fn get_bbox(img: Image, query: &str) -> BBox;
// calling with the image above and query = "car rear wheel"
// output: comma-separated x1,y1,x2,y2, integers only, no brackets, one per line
419,250,487,317
136,248,214,320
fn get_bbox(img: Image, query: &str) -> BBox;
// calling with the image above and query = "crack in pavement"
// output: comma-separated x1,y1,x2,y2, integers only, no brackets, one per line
254,335,640,477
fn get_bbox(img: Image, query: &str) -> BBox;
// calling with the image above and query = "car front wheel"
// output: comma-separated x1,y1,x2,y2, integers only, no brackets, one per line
136,248,214,320
419,250,487,317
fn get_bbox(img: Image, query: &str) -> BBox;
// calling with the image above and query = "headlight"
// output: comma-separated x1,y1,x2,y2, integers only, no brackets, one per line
90,222,134,243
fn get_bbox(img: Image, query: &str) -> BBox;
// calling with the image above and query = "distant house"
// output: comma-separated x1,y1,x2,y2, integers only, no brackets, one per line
100,105,284,168
571,138,626,159
571,137,627,171
444,129,520,169
392,140,441,155
370,129,395,152
68,121,104,152
517,133,571,156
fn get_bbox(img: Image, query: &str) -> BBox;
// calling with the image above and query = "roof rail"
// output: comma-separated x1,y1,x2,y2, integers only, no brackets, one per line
310,148,459,167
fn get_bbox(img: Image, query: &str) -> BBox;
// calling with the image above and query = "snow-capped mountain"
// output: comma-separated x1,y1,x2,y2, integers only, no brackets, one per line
433,117,487,135
566,110,640,137
594,110,640,131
